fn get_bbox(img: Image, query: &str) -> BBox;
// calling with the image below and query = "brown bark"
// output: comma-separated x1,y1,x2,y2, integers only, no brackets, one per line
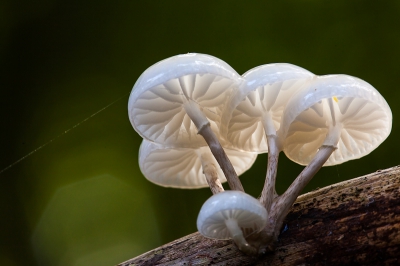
119,166,400,266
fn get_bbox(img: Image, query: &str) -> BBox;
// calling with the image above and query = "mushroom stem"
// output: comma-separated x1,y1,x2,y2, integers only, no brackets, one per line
271,144,337,234
264,107,343,240
198,124,244,192
259,111,281,211
200,152,225,194
259,134,280,211
250,144,338,250
183,100,244,192
225,218,257,255
203,168,224,194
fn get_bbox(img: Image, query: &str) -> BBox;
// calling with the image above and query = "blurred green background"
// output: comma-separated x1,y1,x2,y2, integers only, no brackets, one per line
1,1,399,265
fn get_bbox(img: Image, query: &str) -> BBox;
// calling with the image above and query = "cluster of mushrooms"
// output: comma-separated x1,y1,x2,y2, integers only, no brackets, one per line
128,53,392,255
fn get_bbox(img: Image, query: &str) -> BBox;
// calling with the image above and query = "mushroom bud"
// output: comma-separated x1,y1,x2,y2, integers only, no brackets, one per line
197,191,267,255
128,53,245,191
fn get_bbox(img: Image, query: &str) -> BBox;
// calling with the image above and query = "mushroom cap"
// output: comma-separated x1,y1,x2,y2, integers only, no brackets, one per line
139,140,257,189
221,63,314,153
280,74,392,166
128,53,242,148
197,191,267,240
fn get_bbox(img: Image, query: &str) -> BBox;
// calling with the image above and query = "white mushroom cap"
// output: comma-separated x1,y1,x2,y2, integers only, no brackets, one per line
128,53,242,148
280,74,392,166
221,63,314,152
197,191,267,240
139,140,257,188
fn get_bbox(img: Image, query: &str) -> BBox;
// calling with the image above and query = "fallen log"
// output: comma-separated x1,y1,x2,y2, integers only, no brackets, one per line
119,166,400,266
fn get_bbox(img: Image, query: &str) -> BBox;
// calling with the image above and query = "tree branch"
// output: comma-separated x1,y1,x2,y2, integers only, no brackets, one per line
119,166,400,266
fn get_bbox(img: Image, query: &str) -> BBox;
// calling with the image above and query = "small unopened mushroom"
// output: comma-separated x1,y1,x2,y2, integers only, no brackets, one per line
221,63,314,210
139,140,257,194
197,191,267,255
268,74,392,239
129,53,244,191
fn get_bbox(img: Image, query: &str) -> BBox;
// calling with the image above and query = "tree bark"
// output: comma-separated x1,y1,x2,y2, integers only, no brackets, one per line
118,166,400,266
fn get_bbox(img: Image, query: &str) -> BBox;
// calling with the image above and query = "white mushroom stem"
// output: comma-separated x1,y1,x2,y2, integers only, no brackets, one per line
225,218,257,255
259,134,280,211
259,112,281,211
267,122,342,240
272,145,336,234
200,152,224,194
183,100,244,192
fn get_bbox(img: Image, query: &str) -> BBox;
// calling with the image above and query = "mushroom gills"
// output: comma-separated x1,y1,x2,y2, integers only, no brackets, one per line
139,140,256,191
225,218,257,255
197,191,267,255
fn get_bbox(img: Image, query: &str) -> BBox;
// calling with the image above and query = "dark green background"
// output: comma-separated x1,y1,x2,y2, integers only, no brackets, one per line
1,1,399,265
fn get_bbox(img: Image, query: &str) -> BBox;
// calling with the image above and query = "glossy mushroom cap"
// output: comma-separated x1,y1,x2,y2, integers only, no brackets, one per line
139,140,257,188
197,191,267,240
280,74,392,166
221,63,314,152
128,53,242,148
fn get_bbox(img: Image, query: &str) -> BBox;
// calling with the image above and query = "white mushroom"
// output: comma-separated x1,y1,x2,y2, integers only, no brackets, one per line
221,63,314,210
281,74,392,166
197,191,267,255
222,63,314,152
267,74,392,241
128,53,245,191
139,140,257,194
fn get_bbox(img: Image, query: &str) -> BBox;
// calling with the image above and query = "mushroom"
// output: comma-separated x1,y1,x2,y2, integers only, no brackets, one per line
221,63,315,210
197,190,267,255
128,53,244,191
265,74,392,242
139,139,257,194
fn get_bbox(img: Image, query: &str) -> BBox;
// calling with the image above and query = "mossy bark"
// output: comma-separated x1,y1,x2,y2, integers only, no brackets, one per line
119,166,400,266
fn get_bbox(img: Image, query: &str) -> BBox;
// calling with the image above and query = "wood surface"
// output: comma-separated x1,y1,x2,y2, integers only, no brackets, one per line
119,166,400,266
